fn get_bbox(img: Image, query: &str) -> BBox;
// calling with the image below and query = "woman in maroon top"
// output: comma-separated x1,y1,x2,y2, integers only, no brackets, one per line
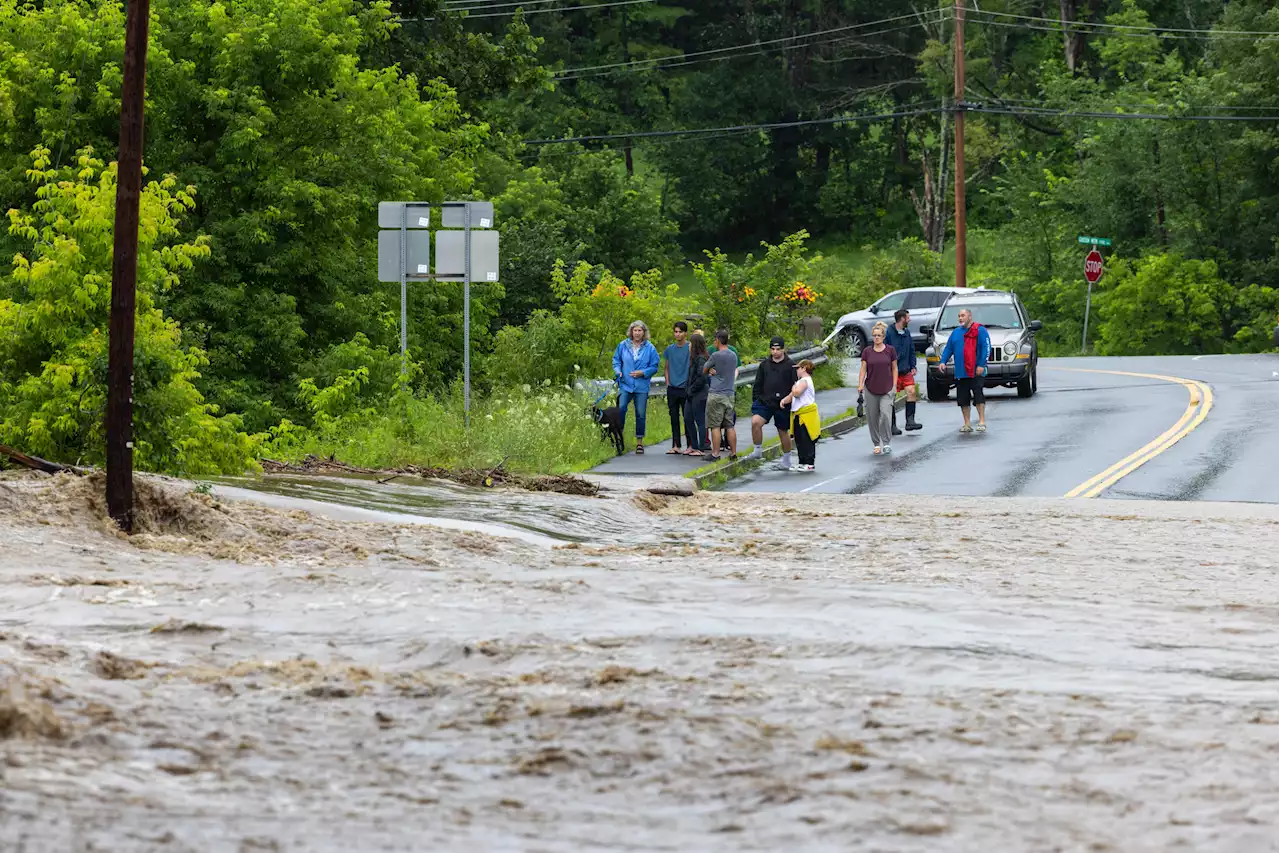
858,321,899,455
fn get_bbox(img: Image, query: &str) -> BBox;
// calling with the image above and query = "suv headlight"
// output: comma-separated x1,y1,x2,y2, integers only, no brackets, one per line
1003,340,1017,356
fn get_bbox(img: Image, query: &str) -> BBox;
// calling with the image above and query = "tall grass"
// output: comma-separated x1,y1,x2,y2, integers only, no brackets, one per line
261,385,631,474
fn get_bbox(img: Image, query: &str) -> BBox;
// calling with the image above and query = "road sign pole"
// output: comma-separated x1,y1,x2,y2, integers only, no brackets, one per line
463,204,472,430
1081,247,1104,353
1081,279,1093,353
106,0,152,533
399,206,408,381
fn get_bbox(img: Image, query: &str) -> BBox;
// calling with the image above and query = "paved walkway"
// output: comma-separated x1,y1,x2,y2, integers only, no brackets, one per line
588,382,861,476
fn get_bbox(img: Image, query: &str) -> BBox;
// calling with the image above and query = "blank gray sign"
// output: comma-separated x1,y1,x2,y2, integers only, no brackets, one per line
440,201,494,229
377,230,432,282
378,201,431,230
435,230,500,282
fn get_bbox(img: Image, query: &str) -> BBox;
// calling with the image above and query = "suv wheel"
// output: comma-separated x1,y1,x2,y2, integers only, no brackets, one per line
837,327,866,358
926,375,950,402
1017,365,1036,398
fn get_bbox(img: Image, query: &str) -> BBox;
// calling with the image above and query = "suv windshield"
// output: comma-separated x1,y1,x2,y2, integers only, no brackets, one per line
937,301,1022,330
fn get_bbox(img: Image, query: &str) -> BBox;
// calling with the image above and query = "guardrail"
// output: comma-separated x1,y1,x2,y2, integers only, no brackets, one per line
578,343,830,402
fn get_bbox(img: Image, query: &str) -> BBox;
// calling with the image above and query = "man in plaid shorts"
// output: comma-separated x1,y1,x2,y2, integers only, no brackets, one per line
884,309,922,433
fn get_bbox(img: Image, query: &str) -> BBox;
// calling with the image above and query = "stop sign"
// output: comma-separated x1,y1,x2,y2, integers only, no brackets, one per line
1084,249,1104,283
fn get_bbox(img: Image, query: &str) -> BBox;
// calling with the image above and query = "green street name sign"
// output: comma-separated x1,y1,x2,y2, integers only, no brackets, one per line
1077,235,1112,247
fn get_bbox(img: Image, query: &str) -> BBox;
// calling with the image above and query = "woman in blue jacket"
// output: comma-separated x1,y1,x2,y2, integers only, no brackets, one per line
612,320,661,454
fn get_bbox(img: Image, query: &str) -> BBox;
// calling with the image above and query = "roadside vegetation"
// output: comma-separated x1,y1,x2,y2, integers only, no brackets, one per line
0,0,1274,477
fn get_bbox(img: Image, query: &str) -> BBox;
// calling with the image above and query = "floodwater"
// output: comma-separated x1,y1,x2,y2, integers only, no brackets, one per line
1,471,1276,852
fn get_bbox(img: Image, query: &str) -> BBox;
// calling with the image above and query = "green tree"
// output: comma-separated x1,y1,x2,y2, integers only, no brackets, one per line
0,147,254,473
1095,254,1238,356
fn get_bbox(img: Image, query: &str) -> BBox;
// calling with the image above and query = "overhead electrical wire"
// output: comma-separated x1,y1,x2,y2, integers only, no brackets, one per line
553,9,946,76
966,93,1278,112
966,103,1279,122
442,0,584,9
555,19,947,80
521,104,946,145
971,15,1279,41
521,100,1277,148
396,0,658,22
969,7,1279,38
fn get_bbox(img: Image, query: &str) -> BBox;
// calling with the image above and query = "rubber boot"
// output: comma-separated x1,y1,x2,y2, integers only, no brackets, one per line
905,401,922,431
891,408,903,436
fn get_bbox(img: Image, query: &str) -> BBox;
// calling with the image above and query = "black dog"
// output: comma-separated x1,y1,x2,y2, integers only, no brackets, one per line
592,403,625,456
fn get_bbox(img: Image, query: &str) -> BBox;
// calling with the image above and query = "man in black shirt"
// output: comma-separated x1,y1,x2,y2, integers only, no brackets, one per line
746,336,798,470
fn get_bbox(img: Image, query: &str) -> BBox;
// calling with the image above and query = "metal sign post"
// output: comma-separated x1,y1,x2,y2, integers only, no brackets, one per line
377,201,497,427
463,204,472,428
1081,245,1106,353
399,204,408,379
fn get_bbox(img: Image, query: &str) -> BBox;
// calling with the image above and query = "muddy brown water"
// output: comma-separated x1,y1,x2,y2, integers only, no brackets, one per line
0,472,1276,852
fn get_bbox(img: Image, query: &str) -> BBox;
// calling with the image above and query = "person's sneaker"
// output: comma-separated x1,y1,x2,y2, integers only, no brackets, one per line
882,445,892,455
745,447,764,460
729,454,739,461
791,464,815,472
959,425,974,433
702,453,720,462
773,460,792,471
975,424,987,433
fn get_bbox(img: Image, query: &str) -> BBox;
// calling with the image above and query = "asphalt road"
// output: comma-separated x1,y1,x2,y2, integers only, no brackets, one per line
727,354,1279,503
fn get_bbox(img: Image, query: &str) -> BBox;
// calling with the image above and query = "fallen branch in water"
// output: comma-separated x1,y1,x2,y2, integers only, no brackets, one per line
258,455,598,496
0,444,87,476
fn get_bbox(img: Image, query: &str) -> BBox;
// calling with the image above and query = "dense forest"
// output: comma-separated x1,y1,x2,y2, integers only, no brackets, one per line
0,0,1275,473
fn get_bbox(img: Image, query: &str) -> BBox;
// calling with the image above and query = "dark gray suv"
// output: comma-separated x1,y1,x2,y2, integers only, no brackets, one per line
922,289,1042,400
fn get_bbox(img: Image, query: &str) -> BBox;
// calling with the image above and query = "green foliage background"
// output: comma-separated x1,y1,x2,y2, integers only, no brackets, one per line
0,0,1273,474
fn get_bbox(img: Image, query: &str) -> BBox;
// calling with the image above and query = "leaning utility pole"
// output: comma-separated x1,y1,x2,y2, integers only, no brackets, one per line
953,0,967,288
106,0,152,532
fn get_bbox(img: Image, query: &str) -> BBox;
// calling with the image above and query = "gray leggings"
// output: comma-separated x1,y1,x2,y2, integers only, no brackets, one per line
865,391,894,447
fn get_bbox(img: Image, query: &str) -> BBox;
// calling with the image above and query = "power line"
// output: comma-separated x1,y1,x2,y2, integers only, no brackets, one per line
966,92,1278,112
397,0,658,22
971,15,1279,42
521,104,946,145
969,6,1279,38
553,9,947,76
967,103,1280,122
444,0,573,8
555,18,946,80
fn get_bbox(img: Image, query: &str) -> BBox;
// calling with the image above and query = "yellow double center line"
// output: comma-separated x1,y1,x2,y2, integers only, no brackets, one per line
1050,367,1214,499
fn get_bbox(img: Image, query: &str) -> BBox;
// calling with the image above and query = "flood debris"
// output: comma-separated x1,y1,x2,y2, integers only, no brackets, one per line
0,666,66,740
260,454,598,496
90,651,153,680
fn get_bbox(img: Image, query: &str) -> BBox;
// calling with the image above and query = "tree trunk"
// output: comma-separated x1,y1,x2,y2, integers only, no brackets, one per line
1153,139,1168,246
1060,0,1083,74
621,7,633,177
908,113,950,253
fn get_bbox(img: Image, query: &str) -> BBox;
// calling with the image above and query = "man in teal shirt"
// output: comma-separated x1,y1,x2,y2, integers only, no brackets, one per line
662,322,692,453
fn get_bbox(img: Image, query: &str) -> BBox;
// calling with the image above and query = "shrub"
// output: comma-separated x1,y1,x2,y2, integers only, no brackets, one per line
0,147,255,474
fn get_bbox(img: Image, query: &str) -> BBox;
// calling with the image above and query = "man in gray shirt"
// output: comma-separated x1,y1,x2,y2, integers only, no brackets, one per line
702,329,739,461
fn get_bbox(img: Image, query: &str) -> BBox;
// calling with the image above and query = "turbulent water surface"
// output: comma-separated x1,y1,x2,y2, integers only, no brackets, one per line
0,471,1276,852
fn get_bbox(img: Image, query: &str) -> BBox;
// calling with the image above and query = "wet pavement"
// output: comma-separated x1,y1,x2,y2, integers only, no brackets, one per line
589,379,861,476
1,472,1276,852
728,354,1279,503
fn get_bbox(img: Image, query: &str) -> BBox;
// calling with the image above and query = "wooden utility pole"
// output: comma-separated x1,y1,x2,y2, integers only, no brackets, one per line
106,0,152,532
953,0,967,288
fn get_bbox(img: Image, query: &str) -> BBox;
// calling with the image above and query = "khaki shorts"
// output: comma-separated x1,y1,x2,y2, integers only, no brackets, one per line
705,393,736,430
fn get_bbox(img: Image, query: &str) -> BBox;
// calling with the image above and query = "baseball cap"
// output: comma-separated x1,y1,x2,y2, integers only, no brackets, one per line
770,336,785,349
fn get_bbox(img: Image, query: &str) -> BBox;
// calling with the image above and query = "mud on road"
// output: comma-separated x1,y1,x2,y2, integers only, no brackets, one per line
1,472,1276,852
